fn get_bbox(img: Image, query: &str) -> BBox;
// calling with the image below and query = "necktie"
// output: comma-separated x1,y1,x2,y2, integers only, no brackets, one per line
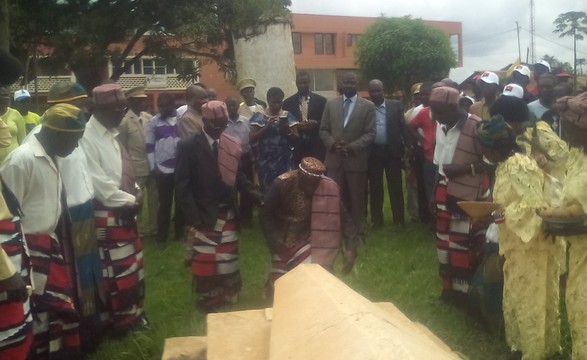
212,140,219,159
343,97,352,126
300,96,309,122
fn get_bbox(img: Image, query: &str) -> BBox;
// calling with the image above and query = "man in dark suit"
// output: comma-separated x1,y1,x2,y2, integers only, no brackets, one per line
283,71,327,163
367,79,406,227
175,100,261,312
319,72,376,241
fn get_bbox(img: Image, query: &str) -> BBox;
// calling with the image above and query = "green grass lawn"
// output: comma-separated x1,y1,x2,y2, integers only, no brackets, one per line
87,217,572,360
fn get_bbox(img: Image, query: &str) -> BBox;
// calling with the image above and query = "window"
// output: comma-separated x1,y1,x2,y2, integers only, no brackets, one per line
346,34,361,47
292,32,302,54
314,33,335,55
119,58,196,75
143,59,166,75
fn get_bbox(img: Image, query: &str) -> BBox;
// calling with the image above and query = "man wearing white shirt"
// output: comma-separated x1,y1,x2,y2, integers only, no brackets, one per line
25,81,104,353
1,104,85,359
81,83,147,336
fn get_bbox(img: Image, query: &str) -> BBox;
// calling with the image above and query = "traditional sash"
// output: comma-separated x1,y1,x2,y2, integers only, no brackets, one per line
310,176,342,267
447,114,486,201
218,132,243,187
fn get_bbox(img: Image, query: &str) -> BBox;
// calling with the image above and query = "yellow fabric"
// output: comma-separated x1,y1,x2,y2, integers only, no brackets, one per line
0,108,26,164
0,247,16,281
469,100,491,120
0,117,11,148
562,149,587,359
23,111,41,133
517,121,569,181
494,153,564,359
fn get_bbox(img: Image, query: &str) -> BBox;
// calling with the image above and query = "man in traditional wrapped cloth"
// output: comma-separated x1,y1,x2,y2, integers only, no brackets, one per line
175,100,262,313
25,81,104,353
80,84,147,336
260,157,360,296
0,49,33,360
1,104,85,359
430,86,492,307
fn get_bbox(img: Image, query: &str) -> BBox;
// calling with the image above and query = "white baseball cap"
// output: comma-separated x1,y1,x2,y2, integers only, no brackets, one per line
480,71,499,85
14,89,31,101
536,60,551,72
513,65,531,78
502,83,524,99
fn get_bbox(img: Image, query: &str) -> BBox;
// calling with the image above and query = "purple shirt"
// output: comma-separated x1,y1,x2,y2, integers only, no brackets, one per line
146,113,180,174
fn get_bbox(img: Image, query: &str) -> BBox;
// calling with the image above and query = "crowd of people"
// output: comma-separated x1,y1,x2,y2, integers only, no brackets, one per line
0,42,587,360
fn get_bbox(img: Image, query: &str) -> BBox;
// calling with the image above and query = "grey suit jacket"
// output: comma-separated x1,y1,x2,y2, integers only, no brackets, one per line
319,95,376,171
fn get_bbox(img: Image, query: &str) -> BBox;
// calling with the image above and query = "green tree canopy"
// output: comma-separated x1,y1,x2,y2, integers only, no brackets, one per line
356,16,456,98
8,0,291,91
553,11,587,89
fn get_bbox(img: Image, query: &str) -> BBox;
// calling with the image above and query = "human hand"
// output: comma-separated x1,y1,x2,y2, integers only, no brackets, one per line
135,189,144,207
0,273,28,303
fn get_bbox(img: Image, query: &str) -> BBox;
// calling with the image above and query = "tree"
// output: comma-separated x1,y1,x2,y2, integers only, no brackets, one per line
8,0,291,92
553,11,587,89
541,54,573,74
356,16,456,99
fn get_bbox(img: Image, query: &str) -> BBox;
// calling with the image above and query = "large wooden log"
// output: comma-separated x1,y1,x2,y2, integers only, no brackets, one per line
269,264,461,360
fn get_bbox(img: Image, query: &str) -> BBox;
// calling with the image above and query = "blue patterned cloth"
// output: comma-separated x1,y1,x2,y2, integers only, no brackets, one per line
249,111,297,192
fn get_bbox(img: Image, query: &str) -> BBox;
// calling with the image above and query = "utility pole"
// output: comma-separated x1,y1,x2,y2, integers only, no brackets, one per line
516,21,522,61
530,0,536,63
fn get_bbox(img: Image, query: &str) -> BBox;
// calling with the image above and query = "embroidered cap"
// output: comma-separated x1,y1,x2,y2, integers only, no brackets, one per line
201,100,228,120
47,82,88,104
93,83,125,105
429,86,459,105
42,103,85,132
299,157,326,178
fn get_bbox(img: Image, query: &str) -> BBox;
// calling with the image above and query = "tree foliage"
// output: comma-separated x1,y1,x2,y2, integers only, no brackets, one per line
356,16,456,97
553,11,587,89
554,11,587,40
542,54,573,74
8,0,291,91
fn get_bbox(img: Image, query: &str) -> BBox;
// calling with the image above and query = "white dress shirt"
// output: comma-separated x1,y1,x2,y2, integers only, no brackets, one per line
81,116,136,208
433,121,462,177
0,135,62,234
25,125,95,208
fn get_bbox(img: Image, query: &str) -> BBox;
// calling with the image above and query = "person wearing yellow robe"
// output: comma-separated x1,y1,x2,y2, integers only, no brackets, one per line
477,115,564,359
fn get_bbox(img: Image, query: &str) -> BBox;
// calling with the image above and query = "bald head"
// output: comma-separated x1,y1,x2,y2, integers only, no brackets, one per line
342,72,358,98
368,79,384,105
186,85,209,111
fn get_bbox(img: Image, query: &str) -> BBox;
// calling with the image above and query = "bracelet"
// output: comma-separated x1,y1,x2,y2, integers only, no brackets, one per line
470,163,476,176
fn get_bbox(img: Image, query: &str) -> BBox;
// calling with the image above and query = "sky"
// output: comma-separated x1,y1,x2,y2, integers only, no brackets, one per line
288,0,586,83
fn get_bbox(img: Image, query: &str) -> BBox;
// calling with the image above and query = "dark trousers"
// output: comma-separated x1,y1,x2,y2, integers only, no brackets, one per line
367,145,405,225
327,167,367,241
156,172,183,243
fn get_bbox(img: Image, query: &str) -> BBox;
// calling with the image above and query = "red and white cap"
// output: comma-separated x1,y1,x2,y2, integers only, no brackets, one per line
502,83,524,99
513,65,531,78
480,71,499,85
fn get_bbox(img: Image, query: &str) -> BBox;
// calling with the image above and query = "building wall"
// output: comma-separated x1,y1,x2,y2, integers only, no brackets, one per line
12,13,463,108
